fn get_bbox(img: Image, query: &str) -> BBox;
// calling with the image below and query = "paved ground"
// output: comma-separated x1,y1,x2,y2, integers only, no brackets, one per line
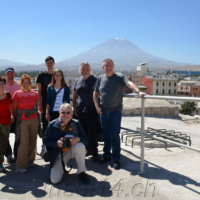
0,115,200,200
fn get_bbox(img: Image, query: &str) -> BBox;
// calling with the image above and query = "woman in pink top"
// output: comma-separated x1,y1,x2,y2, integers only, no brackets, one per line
0,76,14,172
13,74,39,173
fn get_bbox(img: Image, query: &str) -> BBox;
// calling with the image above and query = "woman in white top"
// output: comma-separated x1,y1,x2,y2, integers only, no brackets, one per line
46,69,70,122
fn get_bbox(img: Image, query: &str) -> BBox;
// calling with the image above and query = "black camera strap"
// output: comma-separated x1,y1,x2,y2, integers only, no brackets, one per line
60,148,72,174
60,121,73,173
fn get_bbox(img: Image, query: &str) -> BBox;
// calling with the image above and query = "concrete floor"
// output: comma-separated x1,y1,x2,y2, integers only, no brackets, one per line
0,115,200,200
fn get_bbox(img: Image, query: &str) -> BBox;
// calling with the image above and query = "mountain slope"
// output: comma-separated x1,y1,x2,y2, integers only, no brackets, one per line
0,59,29,67
58,38,185,68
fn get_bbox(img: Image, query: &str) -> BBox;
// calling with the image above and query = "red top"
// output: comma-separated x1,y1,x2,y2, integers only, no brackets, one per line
0,93,12,126
13,89,39,121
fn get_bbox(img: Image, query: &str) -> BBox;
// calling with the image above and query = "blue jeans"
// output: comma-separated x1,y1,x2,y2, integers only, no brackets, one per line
100,110,122,161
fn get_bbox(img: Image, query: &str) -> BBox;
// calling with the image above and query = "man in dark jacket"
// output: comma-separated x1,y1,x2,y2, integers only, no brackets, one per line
43,103,90,185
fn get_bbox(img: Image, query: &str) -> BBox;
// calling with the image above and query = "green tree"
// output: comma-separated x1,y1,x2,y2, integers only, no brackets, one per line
179,101,197,116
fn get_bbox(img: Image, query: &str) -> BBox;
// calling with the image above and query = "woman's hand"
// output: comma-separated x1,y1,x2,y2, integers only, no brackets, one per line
38,103,43,113
46,113,50,122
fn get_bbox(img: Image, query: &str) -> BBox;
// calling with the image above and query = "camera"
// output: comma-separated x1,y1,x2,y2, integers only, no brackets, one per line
60,137,71,148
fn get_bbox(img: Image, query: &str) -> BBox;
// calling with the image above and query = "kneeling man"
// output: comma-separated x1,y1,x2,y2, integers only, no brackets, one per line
43,103,90,184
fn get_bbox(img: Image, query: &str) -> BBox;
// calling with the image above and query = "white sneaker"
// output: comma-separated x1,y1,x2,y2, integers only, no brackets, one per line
16,168,28,173
28,163,34,168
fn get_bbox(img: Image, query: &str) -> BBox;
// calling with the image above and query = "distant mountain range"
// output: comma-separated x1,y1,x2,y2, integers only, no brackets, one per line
0,59,29,67
0,38,197,72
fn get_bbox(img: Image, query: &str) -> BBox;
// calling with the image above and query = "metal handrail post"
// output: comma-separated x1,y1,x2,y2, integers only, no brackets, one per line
138,98,148,175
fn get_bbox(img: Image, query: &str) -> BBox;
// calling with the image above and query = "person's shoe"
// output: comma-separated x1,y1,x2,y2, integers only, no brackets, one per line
99,157,111,164
16,168,28,173
7,155,16,163
40,146,47,158
92,153,99,162
28,163,34,168
78,172,90,185
113,161,121,170
85,149,92,157
0,165,6,172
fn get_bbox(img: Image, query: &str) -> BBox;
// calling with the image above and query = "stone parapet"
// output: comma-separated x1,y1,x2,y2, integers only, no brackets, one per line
122,97,179,116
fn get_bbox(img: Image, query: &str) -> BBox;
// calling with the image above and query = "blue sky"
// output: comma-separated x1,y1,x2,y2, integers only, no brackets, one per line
0,0,200,65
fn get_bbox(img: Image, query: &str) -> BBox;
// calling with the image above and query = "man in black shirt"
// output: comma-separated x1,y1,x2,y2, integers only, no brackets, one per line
36,56,54,157
72,62,99,162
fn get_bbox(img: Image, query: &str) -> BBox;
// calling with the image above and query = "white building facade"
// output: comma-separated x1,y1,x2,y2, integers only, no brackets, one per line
152,76,178,95
64,73,80,94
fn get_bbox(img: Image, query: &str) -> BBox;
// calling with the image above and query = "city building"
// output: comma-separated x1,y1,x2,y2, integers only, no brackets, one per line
172,70,200,76
177,81,200,97
152,75,178,95
64,72,80,93
141,75,153,94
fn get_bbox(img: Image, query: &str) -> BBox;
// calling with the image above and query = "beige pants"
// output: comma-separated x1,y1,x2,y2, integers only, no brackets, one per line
50,142,87,184
16,118,38,169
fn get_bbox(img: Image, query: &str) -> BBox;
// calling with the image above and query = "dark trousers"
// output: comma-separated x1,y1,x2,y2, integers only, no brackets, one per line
50,111,59,122
5,118,20,159
100,110,122,161
78,110,99,155
42,104,48,136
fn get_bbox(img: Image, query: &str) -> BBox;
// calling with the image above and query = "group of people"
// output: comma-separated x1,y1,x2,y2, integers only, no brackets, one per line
0,56,146,185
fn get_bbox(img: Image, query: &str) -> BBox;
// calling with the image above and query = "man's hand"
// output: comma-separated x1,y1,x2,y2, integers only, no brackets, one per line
57,139,63,148
139,91,147,100
95,106,103,115
70,137,80,146
38,104,43,113
74,107,78,116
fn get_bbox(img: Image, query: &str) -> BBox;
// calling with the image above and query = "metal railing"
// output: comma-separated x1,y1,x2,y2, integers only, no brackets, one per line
123,94,200,175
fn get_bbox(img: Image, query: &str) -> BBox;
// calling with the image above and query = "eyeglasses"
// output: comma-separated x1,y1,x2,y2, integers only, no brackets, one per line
103,64,113,68
61,111,71,115
0,83,5,86
46,62,54,64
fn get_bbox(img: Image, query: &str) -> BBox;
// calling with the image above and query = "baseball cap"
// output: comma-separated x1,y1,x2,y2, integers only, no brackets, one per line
5,67,15,73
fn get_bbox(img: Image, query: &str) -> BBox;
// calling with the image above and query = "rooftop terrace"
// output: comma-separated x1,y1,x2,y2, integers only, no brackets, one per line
0,115,200,200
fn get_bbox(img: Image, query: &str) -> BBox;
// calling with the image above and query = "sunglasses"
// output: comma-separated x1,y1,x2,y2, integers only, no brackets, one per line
61,111,71,115
0,83,5,86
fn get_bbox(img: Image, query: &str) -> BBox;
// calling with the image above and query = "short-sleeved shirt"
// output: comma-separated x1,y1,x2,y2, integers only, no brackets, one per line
13,89,39,121
36,71,53,105
73,75,97,108
5,80,21,96
0,93,12,126
94,72,129,111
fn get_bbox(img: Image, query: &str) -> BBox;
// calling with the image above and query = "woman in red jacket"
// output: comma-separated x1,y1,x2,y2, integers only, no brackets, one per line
0,76,14,172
